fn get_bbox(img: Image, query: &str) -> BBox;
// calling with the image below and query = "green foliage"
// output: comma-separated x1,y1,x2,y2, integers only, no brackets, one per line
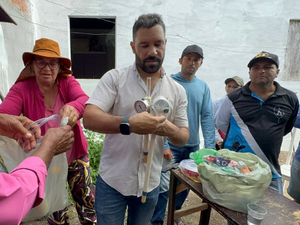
84,128,105,185
67,184,73,204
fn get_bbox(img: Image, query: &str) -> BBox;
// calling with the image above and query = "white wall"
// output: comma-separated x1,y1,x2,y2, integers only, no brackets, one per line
1,0,300,100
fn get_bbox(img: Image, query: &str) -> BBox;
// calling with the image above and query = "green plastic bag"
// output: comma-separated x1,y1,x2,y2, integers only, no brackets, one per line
198,149,272,213
189,148,218,165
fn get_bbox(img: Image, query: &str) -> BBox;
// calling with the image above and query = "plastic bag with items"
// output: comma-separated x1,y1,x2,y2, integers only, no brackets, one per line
194,149,272,213
0,115,69,222
178,149,218,183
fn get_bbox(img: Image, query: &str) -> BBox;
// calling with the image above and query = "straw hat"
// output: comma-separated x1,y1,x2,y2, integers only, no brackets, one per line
16,38,72,83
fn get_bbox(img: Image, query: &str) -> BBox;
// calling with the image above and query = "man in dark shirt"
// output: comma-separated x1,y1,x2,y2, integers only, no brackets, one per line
216,51,299,194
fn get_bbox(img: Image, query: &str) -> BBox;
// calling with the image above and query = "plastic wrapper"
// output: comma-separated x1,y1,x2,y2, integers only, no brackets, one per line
179,159,200,183
189,148,218,165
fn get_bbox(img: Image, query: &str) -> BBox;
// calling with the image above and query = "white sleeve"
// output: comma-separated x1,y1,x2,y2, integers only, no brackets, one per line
215,96,232,134
86,70,118,112
213,98,224,143
215,127,223,143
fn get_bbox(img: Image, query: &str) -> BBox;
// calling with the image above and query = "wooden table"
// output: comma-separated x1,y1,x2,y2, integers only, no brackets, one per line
167,168,300,225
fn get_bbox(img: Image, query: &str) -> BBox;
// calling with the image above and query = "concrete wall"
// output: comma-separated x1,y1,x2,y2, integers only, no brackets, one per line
1,0,300,100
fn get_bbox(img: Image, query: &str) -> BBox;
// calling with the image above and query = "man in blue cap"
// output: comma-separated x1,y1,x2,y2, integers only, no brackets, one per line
151,44,215,225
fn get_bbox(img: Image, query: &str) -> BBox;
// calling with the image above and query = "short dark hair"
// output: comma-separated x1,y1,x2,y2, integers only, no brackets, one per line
132,13,165,41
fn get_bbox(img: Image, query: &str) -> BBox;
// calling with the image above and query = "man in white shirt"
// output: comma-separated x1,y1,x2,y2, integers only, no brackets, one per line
83,13,189,225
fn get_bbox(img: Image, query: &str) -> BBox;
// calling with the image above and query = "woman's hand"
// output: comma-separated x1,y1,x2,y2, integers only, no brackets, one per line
59,105,79,127
33,125,74,167
41,125,74,155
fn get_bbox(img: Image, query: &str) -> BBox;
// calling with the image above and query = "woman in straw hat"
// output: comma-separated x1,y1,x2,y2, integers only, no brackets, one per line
0,38,96,224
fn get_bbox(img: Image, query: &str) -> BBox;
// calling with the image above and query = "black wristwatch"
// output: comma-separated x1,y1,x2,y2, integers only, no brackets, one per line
119,116,131,135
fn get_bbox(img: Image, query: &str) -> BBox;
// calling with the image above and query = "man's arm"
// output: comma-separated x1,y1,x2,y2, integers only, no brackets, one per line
201,87,215,148
294,106,300,129
83,104,166,134
83,104,128,134
83,104,189,146
284,101,299,135
213,98,224,145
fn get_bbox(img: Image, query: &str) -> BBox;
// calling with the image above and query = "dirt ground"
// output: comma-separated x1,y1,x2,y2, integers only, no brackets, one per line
21,152,293,225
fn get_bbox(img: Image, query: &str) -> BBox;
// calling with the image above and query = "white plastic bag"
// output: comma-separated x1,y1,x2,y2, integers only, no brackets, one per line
0,115,69,221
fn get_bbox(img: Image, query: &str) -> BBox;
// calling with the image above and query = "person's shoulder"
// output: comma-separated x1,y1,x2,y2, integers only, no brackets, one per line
213,96,226,104
118,64,132,72
169,72,182,83
62,75,76,81
165,74,180,85
275,82,298,99
58,75,79,87
110,65,133,76
97,65,132,83
227,86,244,101
14,77,35,87
230,86,244,95
166,75,186,92
170,72,180,78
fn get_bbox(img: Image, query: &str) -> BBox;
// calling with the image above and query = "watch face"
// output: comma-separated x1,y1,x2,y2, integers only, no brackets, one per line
120,123,131,135
134,99,150,113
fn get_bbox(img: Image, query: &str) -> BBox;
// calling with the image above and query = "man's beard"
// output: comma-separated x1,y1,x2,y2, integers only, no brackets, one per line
136,55,164,74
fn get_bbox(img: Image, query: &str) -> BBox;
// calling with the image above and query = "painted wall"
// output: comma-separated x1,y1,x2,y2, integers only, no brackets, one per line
1,0,300,101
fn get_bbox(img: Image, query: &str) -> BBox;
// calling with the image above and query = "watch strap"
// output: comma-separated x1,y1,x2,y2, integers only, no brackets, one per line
122,116,130,123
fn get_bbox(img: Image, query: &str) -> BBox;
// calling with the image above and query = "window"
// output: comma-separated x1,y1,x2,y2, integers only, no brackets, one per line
69,17,115,79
